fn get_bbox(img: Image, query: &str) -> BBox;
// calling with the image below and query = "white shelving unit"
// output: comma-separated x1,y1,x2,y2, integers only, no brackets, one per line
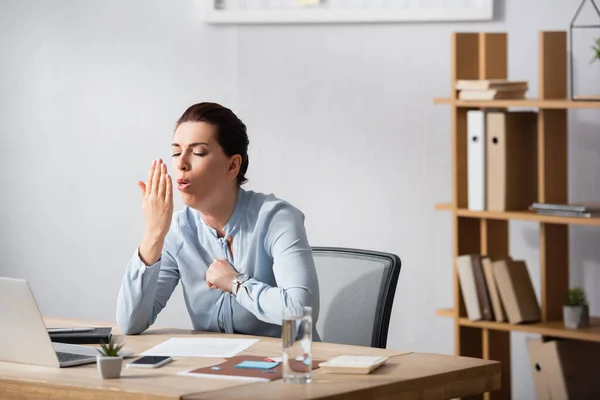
202,0,494,24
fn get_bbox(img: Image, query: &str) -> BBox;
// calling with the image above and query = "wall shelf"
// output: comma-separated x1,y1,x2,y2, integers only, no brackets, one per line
433,97,600,109
435,203,600,227
437,309,600,343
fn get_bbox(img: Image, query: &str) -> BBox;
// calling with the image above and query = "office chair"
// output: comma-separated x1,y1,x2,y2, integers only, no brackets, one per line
311,247,401,349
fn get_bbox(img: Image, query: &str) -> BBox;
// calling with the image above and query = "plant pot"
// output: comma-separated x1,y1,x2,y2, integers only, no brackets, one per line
97,355,123,379
563,305,589,329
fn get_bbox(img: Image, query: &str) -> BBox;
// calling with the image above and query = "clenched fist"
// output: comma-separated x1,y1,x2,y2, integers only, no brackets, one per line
206,259,237,292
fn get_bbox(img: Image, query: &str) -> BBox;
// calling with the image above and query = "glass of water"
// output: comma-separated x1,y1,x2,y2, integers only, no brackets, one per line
282,306,312,383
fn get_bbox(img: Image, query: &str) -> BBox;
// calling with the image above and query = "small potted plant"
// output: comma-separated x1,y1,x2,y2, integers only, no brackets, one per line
96,338,124,379
592,37,600,64
563,287,590,329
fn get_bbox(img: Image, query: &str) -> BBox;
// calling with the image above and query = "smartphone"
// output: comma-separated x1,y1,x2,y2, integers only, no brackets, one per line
126,355,173,369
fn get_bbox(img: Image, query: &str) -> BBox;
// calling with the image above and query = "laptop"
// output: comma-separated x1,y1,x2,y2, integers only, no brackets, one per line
0,277,100,367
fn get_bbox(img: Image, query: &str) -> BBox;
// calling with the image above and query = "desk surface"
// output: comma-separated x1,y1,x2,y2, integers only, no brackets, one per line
0,317,500,400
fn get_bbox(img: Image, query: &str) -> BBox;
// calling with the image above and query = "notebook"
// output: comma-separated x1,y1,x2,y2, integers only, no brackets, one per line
319,355,389,374
48,327,112,345
178,355,322,382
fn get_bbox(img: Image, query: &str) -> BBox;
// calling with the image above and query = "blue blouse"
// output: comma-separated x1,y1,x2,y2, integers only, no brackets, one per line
116,188,320,339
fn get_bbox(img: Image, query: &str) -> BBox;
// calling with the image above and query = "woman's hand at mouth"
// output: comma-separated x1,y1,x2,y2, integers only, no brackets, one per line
136,158,174,265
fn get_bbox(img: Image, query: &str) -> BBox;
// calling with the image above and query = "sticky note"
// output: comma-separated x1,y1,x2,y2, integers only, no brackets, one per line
234,360,279,370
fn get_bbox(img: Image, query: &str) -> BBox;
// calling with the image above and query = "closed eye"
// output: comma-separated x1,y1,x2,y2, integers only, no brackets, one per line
193,153,206,157
171,153,181,157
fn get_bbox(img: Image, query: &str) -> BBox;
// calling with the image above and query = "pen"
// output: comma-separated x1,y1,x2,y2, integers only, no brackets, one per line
47,328,96,333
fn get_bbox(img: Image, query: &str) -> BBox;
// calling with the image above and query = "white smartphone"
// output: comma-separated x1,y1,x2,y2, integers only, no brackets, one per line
126,355,173,369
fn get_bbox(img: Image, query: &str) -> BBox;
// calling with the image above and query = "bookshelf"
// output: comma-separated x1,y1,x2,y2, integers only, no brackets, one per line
434,31,600,400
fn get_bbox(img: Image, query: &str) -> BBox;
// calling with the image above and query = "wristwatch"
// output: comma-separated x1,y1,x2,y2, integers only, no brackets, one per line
231,273,250,296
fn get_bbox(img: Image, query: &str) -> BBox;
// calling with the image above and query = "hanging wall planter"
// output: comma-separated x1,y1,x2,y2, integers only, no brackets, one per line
570,0,600,101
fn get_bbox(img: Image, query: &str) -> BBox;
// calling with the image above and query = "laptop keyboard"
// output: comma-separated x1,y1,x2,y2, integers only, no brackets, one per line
56,351,94,363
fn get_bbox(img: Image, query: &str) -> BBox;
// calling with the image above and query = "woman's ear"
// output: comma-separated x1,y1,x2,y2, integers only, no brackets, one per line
227,154,242,180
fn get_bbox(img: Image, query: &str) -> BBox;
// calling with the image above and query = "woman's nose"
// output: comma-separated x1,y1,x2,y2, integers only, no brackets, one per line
175,156,189,171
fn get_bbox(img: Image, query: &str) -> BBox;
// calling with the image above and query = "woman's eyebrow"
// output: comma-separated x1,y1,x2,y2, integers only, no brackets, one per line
171,142,209,147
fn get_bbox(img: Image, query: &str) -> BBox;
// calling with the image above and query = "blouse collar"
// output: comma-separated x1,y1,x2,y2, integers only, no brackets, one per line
194,187,248,240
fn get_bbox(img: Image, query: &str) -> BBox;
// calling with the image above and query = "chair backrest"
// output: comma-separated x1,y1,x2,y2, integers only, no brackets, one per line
311,247,401,349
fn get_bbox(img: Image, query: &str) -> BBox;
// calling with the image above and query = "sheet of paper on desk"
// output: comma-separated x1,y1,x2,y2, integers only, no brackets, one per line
139,338,259,358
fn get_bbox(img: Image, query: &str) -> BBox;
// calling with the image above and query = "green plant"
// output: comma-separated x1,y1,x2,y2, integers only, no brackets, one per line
565,287,588,306
97,338,124,357
591,37,600,64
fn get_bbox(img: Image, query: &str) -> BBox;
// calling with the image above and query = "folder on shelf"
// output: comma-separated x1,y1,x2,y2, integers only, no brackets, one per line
492,259,541,324
486,111,538,211
528,338,600,399
467,110,486,211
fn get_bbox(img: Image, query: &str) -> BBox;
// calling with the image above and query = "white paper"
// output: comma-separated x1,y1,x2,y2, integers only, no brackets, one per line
139,338,259,358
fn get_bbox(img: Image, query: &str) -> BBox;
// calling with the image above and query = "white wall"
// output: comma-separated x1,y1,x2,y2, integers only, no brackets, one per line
1,1,598,398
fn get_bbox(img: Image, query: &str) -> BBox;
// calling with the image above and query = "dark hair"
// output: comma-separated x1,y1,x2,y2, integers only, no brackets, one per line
175,102,249,185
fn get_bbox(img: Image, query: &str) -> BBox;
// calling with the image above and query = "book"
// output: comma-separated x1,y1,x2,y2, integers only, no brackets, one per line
492,260,541,324
457,255,482,321
530,202,600,213
481,256,509,322
456,79,529,91
178,355,322,382
459,88,527,100
319,355,388,374
456,255,493,321
472,256,494,321
48,327,112,345
531,209,600,218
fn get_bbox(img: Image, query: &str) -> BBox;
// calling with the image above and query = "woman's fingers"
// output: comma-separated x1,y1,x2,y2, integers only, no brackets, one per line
165,174,172,203
158,163,167,197
151,159,162,196
137,181,146,196
146,159,157,194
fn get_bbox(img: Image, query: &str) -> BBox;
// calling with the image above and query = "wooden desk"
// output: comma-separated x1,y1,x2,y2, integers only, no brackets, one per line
0,318,501,400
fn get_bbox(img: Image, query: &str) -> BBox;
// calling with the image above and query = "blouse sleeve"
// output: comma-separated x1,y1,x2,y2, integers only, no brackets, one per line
232,204,320,325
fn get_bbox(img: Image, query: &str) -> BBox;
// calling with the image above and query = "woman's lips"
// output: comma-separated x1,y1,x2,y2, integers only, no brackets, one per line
177,179,191,191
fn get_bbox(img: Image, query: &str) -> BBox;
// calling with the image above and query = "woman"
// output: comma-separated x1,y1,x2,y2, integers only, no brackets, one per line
116,102,320,339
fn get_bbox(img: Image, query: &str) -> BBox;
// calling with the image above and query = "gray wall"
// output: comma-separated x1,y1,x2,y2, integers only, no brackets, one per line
1,1,598,398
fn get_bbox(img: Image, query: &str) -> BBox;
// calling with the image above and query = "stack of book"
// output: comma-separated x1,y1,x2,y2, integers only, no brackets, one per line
457,254,541,324
456,79,529,100
529,202,600,218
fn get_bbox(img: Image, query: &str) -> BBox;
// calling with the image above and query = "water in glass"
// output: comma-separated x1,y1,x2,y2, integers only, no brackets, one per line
282,306,312,383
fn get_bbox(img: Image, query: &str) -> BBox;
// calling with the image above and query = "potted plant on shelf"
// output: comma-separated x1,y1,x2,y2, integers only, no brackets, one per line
96,338,124,379
563,287,590,329
592,37,600,63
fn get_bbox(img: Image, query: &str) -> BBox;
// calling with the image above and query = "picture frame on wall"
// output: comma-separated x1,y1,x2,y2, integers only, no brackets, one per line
202,0,494,24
